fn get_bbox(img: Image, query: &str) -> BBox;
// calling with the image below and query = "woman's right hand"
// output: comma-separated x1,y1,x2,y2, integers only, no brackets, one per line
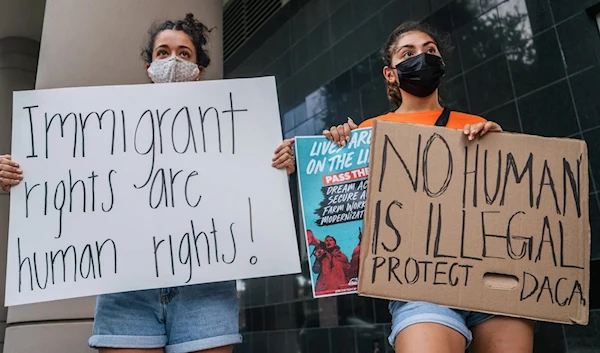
0,155,23,192
323,117,358,147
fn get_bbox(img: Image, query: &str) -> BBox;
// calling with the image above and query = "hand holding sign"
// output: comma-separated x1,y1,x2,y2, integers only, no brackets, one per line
0,155,23,192
272,138,296,175
323,117,358,147
463,121,503,141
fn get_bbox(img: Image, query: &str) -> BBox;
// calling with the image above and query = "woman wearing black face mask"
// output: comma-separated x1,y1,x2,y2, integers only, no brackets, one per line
274,22,534,353
322,21,503,146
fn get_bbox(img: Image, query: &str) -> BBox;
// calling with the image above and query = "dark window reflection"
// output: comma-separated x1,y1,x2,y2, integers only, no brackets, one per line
229,0,600,352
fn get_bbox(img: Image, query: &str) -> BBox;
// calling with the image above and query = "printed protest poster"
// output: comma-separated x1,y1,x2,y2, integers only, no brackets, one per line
295,128,371,297
359,121,590,325
6,76,301,306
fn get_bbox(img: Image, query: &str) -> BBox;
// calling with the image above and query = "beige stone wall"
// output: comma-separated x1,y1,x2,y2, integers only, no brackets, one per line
2,1,223,352
0,36,41,353
36,0,223,89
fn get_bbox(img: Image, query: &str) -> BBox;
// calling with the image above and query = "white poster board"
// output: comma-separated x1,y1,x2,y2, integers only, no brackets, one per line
6,77,301,306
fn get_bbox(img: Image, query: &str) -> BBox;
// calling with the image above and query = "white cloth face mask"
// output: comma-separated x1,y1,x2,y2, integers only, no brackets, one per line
147,55,200,83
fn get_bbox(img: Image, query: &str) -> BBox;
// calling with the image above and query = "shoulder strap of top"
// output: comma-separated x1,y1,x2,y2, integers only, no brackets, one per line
434,107,451,127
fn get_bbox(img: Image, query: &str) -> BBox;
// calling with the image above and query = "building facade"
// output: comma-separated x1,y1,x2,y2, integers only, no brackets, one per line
225,0,600,352
0,1,222,352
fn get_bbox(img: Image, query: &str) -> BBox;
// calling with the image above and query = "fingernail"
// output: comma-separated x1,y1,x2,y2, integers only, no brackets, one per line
17,169,22,173
342,141,346,146
346,136,350,141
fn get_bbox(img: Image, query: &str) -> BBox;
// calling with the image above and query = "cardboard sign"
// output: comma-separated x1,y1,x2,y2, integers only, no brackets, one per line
295,129,371,297
358,121,590,325
6,77,301,306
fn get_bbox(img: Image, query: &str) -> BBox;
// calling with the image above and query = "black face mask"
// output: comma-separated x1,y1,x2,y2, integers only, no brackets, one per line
395,53,446,98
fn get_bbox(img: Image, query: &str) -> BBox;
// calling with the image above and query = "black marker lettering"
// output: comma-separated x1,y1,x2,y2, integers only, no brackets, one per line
153,236,165,277
460,264,473,286
210,219,219,263
462,144,479,208
555,277,569,307
382,200,402,252
388,257,402,283
133,110,156,189
562,157,582,217
69,170,86,213
25,182,40,218
520,272,538,301
222,92,248,154
79,244,96,279
535,216,558,266
50,245,77,284
18,238,33,292
169,169,183,208
184,171,202,207
433,261,448,285
372,200,381,255
559,220,584,269
404,257,419,284
33,252,49,290
568,281,586,306
88,171,98,212
172,107,198,154
536,160,561,214
102,170,116,212
481,211,504,259
155,108,170,154
433,204,456,259
500,153,534,208
222,223,237,264
422,133,453,198
45,112,79,158
448,263,459,286
371,256,386,284
179,232,193,283
53,181,66,239
483,149,501,205
418,261,433,282
200,107,221,153
378,134,421,192
24,105,39,158
95,239,117,277
536,276,554,304
460,209,482,261
506,211,532,260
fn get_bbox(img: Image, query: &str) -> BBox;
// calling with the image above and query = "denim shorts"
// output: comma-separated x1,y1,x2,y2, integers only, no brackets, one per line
388,301,494,349
89,281,242,353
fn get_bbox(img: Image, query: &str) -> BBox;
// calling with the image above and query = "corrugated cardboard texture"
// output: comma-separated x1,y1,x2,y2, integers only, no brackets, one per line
358,121,590,325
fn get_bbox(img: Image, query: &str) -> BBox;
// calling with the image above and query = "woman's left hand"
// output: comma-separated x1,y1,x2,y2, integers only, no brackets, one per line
272,138,296,175
463,121,503,141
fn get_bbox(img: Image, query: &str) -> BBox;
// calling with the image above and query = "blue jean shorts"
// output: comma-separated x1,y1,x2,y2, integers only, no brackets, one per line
89,281,242,353
388,301,494,349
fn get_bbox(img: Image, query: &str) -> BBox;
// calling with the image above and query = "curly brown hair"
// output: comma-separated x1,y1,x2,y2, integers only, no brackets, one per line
142,13,212,68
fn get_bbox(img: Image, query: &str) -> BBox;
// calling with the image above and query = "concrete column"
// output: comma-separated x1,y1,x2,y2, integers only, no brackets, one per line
3,1,222,352
0,36,40,353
